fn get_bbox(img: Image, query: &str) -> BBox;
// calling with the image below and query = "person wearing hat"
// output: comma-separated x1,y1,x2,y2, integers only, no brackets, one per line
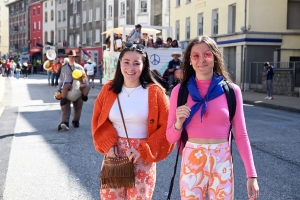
84,58,96,88
167,52,182,88
263,62,274,100
57,50,89,131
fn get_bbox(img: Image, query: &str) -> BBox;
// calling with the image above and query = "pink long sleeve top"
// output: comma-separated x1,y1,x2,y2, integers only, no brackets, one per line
166,79,257,178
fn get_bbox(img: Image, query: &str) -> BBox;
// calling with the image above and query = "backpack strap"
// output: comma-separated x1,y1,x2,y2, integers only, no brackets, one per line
167,82,189,200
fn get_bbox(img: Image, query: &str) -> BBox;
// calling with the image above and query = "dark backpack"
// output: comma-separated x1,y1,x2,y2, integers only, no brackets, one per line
166,80,236,200
16,63,21,69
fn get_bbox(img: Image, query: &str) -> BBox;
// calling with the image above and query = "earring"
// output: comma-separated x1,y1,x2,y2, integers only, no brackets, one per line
190,63,191,65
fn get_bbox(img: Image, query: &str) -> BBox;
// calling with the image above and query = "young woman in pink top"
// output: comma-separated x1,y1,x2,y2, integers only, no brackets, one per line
166,36,259,200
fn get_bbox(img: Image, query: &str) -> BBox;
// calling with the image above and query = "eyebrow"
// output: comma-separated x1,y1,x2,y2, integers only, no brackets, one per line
122,58,142,62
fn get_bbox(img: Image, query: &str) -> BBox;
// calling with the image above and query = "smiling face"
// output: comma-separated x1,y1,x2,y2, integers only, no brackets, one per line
120,51,144,87
190,43,214,80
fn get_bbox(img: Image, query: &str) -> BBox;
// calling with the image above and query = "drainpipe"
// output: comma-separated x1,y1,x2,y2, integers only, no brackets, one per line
242,0,247,91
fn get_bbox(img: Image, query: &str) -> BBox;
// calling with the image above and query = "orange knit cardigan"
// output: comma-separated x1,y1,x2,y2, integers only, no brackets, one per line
91,81,175,163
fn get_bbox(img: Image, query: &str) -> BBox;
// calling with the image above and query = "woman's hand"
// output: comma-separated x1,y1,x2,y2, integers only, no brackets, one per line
247,178,259,199
175,104,191,129
106,146,117,158
126,147,140,163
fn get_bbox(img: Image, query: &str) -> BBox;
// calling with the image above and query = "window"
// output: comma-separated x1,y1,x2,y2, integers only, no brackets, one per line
108,5,112,18
38,21,40,30
197,13,203,36
38,7,40,14
63,10,66,21
120,2,125,16
186,0,191,3
70,16,73,28
45,2,47,8
95,29,100,42
89,9,93,22
51,0,53,6
140,0,147,13
33,8,36,15
58,11,61,21
176,0,180,7
83,31,86,44
76,34,80,47
51,10,54,21
186,17,190,40
212,9,218,35
176,20,180,40
76,15,80,27
73,1,77,13
45,12,48,22
82,10,86,23
34,22,36,31
63,29,66,40
88,30,92,46
45,31,48,44
287,0,300,29
96,7,100,20
228,4,236,33
69,35,74,47
58,30,61,42
51,31,54,44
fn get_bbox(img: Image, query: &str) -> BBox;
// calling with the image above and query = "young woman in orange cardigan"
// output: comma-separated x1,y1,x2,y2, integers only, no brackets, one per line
91,43,175,199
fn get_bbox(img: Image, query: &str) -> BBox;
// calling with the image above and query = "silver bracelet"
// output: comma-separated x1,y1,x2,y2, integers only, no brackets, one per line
173,122,183,130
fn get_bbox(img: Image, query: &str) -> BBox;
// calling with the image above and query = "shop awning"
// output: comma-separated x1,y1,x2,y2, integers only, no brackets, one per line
30,47,42,53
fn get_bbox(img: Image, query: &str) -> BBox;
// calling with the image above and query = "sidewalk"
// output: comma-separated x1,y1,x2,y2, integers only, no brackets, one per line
242,90,300,113
1,75,300,114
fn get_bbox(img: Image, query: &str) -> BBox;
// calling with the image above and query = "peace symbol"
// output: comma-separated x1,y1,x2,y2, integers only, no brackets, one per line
150,54,160,65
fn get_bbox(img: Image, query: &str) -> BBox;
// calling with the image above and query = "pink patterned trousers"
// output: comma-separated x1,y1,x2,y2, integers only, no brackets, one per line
100,137,156,200
180,142,233,200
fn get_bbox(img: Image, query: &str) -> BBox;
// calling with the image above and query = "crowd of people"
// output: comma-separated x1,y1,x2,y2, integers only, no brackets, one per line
106,24,180,52
0,59,34,79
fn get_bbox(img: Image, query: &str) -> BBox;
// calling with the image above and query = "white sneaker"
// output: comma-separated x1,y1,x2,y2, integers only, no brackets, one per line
268,97,273,100
264,96,269,99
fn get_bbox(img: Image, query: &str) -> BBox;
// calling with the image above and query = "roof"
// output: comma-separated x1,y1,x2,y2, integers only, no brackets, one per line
101,27,161,36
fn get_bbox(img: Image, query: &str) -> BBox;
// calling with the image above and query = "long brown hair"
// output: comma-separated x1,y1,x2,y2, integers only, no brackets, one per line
110,45,160,94
181,36,232,83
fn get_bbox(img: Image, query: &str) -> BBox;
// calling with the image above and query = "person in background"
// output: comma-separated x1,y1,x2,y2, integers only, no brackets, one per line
5,59,11,78
98,60,104,86
166,37,173,47
91,43,174,199
22,62,28,79
153,36,167,48
27,61,32,75
44,59,54,85
171,39,179,48
263,62,274,100
166,36,259,200
10,60,16,78
84,58,96,88
15,60,21,79
127,24,142,43
33,59,37,74
57,50,89,131
167,52,182,88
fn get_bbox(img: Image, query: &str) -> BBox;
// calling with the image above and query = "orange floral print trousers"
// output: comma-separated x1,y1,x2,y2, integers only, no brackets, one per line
100,137,156,200
180,142,233,200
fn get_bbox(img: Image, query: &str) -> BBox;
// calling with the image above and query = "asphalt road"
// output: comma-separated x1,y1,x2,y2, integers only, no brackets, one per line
0,76,300,200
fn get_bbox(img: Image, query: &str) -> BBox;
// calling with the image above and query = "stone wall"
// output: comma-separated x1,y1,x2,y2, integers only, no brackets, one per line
262,69,294,95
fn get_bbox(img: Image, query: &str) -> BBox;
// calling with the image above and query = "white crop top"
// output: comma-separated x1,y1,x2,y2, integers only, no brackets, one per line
108,85,149,139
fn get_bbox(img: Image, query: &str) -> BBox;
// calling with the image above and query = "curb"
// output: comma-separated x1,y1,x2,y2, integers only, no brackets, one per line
243,100,300,114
